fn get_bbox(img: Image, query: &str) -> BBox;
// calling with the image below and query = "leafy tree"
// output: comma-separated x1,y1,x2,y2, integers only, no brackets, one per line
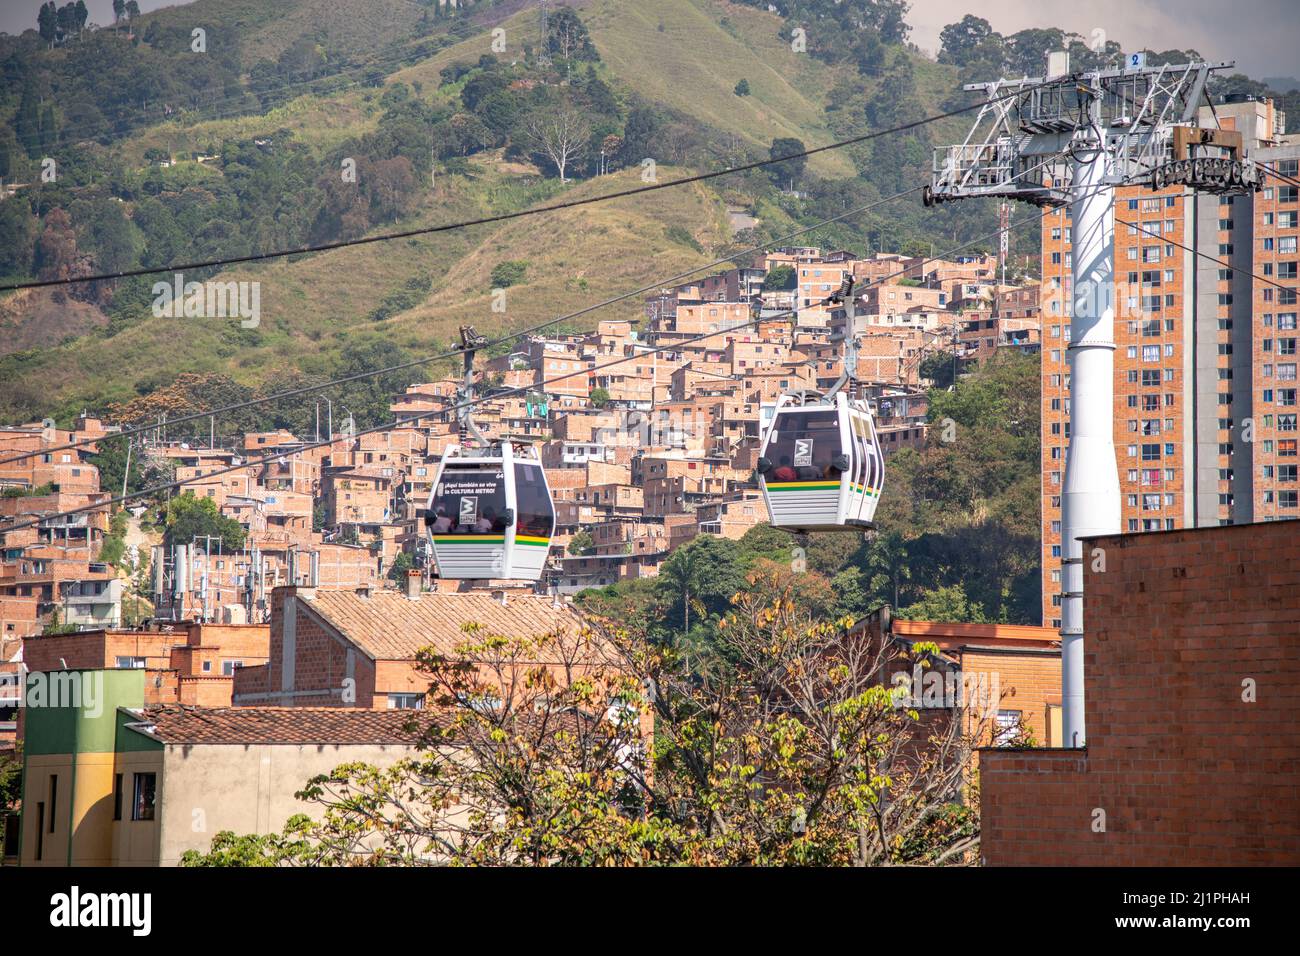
898,583,989,623
164,491,246,551
762,264,797,291
736,523,797,565
183,572,987,866
734,78,750,96
489,260,528,288
0,744,23,812
82,197,142,275
767,137,807,189
588,387,610,409
0,198,38,278
656,535,744,636
567,530,595,556
938,15,997,66
547,5,599,77
387,550,415,583
98,509,130,567
617,105,660,166
920,349,959,390
330,339,415,429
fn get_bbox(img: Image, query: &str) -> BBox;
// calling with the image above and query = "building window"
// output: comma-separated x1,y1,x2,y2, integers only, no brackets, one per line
387,693,425,710
993,711,1023,747
115,656,146,669
132,773,156,821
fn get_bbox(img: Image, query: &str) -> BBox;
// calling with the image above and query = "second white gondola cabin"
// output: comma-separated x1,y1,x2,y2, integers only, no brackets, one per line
424,442,554,580
756,392,884,532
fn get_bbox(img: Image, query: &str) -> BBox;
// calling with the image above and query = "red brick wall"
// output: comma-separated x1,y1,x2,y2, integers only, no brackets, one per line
982,521,1300,865
246,588,377,707
961,649,1060,746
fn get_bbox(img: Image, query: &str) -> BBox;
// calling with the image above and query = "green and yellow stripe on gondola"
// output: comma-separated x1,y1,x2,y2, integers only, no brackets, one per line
432,534,506,544
515,535,551,548
850,482,881,498
766,480,841,492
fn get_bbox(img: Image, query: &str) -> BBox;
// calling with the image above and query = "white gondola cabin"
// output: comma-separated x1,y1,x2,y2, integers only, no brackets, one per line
424,442,555,580
756,392,884,532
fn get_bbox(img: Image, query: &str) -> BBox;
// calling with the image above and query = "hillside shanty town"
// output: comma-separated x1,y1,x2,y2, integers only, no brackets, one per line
2,246,1025,634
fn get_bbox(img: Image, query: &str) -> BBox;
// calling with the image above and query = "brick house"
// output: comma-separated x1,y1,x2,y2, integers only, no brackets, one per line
232,583,594,710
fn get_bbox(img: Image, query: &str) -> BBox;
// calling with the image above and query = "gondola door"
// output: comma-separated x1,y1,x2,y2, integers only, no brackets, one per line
510,455,555,581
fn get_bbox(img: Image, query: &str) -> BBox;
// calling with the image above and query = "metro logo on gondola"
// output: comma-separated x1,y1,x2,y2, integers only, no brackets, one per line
794,439,814,467
459,496,477,525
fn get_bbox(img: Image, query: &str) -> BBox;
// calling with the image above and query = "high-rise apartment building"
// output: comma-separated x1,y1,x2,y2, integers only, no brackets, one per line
1040,96,1296,627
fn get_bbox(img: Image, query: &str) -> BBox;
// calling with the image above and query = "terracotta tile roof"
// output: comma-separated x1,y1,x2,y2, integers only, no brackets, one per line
299,589,588,661
127,705,434,745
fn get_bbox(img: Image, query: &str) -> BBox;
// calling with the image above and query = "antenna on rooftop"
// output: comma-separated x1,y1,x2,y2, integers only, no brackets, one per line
926,53,1261,748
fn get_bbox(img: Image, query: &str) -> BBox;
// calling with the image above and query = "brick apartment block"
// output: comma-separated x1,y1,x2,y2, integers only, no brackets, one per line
981,520,1300,865
1041,96,1297,627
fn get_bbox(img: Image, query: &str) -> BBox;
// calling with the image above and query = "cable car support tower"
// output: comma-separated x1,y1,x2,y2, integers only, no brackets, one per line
925,54,1261,747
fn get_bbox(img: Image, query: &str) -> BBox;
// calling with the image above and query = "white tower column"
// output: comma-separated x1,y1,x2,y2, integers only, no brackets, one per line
1060,110,1122,748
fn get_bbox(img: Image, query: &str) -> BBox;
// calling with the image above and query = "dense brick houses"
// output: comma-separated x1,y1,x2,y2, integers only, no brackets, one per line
981,519,1300,866
0,243,1036,639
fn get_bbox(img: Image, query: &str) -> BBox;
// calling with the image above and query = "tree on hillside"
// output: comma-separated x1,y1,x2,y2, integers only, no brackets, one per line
37,2,57,47
523,101,591,183
938,15,996,66
164,492,246,552
768,137,808,190
0,199,38,278
547,5,599,77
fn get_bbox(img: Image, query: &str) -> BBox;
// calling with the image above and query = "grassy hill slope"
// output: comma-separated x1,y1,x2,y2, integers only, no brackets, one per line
0,0,956,425
0,156,729,422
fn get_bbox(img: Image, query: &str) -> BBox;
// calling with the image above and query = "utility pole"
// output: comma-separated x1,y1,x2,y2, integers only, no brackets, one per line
536,0,550,67
926,53,1260,746
121,439,132,499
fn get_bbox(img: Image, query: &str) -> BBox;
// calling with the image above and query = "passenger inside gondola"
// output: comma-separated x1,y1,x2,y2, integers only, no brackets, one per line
430,507,453,533
773,455,797,481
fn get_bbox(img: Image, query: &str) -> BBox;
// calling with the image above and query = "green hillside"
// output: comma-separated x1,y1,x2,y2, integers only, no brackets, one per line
0,0,972,426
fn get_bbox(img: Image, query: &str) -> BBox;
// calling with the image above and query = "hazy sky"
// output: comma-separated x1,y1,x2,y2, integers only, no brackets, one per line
0,0,178,37
2,0,1295,81
908,0,1300,80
